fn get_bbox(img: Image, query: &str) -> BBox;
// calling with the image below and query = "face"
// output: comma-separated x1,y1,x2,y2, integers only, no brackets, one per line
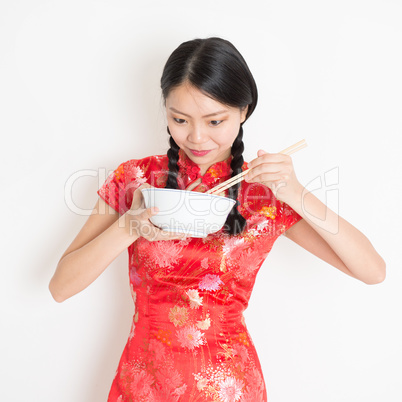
165,83,248,175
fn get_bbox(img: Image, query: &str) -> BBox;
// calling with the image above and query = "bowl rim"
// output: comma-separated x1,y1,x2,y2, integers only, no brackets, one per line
141,187,236,204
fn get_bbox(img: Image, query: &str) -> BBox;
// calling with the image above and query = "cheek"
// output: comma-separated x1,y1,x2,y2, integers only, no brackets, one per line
219,123,240,144
168,125,187,144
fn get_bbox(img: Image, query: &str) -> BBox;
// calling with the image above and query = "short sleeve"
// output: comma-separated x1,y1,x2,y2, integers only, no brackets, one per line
97,159,147,215
275,199,303,235
240,180,303,236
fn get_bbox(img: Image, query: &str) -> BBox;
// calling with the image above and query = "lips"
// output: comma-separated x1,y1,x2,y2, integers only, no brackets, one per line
189,149,212,156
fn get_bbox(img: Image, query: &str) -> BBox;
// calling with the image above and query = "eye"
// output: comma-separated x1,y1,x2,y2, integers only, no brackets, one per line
173,118,186,124
210,120,223,126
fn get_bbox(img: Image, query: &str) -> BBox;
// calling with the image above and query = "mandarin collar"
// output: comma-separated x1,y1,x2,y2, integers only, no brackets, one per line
177,148,233,186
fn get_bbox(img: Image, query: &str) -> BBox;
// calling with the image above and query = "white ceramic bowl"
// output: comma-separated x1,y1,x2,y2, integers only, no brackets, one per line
141,188,236,238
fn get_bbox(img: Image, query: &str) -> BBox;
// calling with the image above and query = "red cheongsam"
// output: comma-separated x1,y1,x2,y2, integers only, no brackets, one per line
97,149,302,402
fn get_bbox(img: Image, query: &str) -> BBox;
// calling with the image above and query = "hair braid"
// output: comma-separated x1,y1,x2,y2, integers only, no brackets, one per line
224,125,247,236
165,127,180,189
161,38,258,236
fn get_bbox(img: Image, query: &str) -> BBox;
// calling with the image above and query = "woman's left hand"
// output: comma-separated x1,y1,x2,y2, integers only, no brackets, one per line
245,149,303,204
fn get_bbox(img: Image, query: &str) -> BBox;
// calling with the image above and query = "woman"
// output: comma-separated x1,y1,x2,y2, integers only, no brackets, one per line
49,37,385,402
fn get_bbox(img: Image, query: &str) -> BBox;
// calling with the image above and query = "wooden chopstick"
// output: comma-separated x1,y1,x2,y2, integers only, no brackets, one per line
210,142,307,195
206,139,307,196
277,139,306,155
205,169,251,195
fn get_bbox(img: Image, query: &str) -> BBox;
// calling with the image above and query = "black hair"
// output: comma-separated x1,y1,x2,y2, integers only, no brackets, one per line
160,37,258,236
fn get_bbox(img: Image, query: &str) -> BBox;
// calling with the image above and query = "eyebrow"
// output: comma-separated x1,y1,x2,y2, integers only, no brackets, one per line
168,107,229,118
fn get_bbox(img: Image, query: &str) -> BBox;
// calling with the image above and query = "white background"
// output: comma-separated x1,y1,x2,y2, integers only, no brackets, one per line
1,0,401,401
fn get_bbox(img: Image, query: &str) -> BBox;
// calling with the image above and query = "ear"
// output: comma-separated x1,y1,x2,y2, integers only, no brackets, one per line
240,105,249,123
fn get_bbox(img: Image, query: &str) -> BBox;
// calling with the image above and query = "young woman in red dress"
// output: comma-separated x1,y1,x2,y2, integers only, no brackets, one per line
49,37,385,402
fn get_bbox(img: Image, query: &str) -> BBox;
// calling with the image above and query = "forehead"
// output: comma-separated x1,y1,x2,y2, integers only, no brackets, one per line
166,83,235,115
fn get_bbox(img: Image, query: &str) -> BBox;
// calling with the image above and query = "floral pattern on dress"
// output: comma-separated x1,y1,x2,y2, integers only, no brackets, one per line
169,306,189,327
176,325,206,350
97,150,303,402
199,274,224,291
186,289,203,309
219,377,244,402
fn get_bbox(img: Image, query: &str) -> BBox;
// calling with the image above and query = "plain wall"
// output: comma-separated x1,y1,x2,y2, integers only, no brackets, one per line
1,0,401,401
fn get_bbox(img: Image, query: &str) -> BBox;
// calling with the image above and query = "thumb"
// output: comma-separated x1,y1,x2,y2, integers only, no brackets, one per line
257,149,268,157
142,206,159,219
149,206,159,215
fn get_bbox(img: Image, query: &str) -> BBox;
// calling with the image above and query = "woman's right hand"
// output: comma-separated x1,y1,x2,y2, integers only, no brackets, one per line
124,183,188,242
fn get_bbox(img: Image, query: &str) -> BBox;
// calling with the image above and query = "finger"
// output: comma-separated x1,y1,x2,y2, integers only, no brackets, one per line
136,225,156,240
139,206,159,221
158,228,188,238
131,189,144,210
248,153,289,169
260,173,287,182
149,206,159,216
132,182,158,211
140,210,187,241
151,229,188,242
162,232,188,241
245,165,283,182
248,173,287,184
132,182,152,198
136,182,152,190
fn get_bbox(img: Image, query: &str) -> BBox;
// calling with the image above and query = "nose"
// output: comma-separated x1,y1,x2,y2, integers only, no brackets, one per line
187,123,208,144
